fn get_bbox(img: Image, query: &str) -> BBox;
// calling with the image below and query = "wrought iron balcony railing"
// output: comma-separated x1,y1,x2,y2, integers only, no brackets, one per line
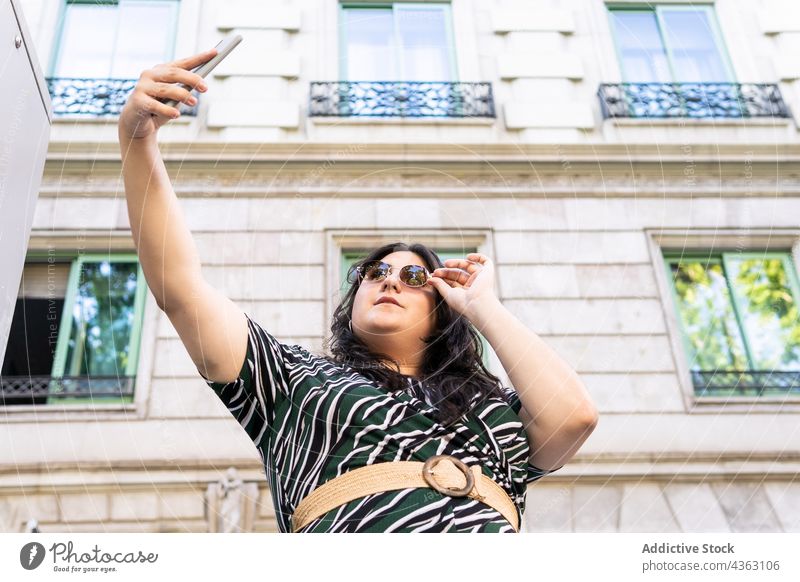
692,370,800,397
598,83,790,119
0,375,135,405
309,81,495,118
45,78,199,117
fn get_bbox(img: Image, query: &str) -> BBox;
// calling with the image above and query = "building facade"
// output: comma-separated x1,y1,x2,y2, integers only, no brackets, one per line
2,0,799,532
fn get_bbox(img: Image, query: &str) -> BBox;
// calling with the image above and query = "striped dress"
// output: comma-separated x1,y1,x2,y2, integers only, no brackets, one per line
199,312,562,533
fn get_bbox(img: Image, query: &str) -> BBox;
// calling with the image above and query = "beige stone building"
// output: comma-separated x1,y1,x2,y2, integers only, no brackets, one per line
2,0,799,533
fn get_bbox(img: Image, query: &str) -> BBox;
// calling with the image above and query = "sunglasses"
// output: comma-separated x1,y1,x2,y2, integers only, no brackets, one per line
350,260,433,288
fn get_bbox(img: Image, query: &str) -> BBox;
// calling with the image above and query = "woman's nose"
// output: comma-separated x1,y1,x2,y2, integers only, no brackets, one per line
381,271,402,289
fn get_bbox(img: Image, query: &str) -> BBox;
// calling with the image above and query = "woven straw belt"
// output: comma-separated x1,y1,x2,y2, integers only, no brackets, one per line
292,454,519,532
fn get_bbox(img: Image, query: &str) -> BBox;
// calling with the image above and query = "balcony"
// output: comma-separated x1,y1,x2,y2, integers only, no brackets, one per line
45,78,199,117
598,83,790,119
692,370,800,397
309,81,495,118
0,375,135,406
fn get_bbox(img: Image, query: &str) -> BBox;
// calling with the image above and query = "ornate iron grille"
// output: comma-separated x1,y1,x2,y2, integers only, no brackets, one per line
692,370,800,397
0,375,135,405
45,78,199,117
598,83,790,119
309,81,496,118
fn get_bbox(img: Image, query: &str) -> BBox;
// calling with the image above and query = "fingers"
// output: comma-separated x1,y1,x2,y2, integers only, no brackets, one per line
172,47,218,70
427,276,454,293
442,259,479,273
146,81,197,107
443,254,491,272
150,64,208,93
467,253,489,262
432,268,470,286
138,94,182,120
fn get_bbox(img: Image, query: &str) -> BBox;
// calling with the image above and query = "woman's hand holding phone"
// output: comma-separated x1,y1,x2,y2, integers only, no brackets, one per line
118,48,217,140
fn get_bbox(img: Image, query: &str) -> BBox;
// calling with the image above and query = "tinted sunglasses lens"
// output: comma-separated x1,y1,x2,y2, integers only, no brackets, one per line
347,265,360,284
401,265,428,287
361,261,388,281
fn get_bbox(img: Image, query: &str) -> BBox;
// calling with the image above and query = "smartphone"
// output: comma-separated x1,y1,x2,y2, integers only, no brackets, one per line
160,33,243,109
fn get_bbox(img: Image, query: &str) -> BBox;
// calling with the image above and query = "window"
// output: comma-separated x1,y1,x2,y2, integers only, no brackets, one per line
608,5,733,83
46,0,181,116
341,250,493,369
664,251,800,397
51,0,180,79
596,5,788,119
1,253,146,406
340,2,457,81
311,2,493,118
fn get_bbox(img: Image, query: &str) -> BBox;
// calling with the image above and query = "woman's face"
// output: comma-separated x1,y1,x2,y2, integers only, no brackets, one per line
351,251,438,350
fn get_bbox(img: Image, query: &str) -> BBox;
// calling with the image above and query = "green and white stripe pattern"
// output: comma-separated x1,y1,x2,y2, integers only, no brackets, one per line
201,313,560,532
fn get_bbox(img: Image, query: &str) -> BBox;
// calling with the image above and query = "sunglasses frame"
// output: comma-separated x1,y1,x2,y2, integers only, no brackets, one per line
352,260,433,288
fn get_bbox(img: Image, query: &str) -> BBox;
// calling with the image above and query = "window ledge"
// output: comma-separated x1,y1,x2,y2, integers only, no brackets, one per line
689,395,800,412
53,115,194,125
605,116,793,127
309,115,496,126
0,403,138,422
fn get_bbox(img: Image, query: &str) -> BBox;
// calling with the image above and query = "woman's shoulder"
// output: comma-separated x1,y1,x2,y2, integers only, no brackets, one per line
243,313,319,356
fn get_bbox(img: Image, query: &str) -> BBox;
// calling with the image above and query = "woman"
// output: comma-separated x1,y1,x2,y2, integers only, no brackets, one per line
118,49,599,533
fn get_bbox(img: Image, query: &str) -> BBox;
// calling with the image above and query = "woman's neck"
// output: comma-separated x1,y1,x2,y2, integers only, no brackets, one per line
380,359,420,378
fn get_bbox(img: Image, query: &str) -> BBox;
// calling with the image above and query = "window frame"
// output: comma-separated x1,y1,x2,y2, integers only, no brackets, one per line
52,252,147,378
647,229,800,413
662,249,800,397
606,3,736,84
338,1,459,82
2,233,159,418
11,251,148,406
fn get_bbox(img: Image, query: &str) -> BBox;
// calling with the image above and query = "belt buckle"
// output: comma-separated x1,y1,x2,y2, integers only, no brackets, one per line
422,454,474,498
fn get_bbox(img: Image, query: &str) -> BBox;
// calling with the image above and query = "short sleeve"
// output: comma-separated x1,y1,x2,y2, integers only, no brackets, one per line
501,385,565,483
198,312,294,448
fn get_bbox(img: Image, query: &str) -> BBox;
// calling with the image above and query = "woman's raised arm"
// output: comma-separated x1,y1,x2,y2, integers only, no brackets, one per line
117,49,247,384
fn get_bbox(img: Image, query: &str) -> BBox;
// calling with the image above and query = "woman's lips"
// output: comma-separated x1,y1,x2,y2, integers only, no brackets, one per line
374,297,402,307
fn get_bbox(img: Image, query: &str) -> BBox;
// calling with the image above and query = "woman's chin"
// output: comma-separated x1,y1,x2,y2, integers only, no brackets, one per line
360,320,407,335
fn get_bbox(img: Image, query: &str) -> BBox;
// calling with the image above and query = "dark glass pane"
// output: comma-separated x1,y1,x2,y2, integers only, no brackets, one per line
670,260,748,371
1,298,63,376
726,257,800,371
63,261,139,376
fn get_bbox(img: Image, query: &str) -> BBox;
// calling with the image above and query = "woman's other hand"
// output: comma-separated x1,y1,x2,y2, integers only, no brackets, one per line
426,253,500,320
118,47,216,140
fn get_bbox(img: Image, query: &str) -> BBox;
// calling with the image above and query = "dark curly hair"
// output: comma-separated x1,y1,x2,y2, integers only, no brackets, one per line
323,241,507,428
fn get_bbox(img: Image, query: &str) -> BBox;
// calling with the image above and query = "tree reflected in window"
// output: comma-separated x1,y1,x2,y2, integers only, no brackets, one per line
63,261,139,376
667,252,800,396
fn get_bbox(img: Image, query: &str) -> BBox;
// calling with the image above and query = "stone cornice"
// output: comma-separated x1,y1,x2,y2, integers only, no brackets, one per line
46,141,800,164
41,142,800,198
